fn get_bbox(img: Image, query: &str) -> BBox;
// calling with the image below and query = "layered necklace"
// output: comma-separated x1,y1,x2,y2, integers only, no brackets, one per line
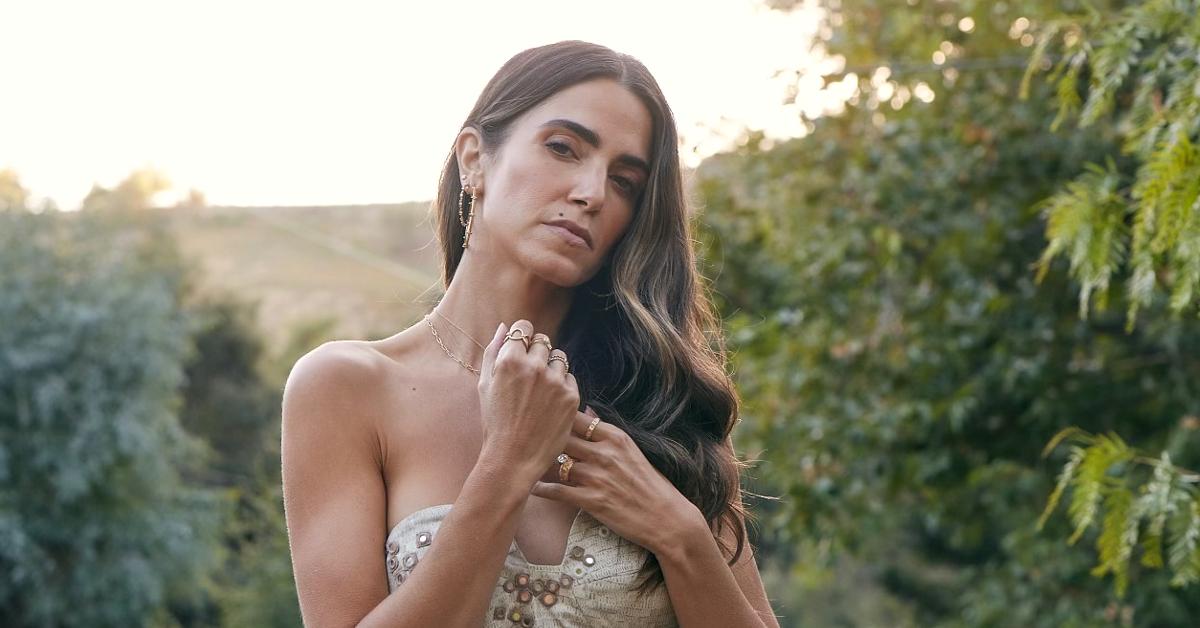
423,307,485,376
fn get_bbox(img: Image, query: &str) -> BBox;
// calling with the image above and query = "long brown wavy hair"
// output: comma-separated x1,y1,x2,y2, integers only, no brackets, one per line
432,40,748,593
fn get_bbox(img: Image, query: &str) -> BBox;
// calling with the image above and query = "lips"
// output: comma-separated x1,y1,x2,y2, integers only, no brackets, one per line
544,219,593,249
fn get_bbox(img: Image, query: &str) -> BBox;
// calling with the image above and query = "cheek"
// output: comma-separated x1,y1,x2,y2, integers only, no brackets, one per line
487,153,566,218
596,209,635,255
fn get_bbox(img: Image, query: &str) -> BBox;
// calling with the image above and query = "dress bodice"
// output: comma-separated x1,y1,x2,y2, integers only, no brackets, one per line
384,503,678,627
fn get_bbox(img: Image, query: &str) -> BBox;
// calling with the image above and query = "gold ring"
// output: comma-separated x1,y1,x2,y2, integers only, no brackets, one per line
557,453,574,482
584,416,600,441
531,334,553,350
547,354,569,370
504,328,531,350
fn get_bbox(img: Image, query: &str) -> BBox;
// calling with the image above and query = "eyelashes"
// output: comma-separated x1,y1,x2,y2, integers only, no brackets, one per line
544,140,638,196
545,140,574,157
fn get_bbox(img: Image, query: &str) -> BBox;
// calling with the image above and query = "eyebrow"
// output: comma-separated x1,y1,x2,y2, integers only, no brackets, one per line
539,118,650,176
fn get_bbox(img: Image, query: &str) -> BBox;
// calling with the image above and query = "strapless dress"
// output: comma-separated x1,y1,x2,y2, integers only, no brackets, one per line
384,503,678,627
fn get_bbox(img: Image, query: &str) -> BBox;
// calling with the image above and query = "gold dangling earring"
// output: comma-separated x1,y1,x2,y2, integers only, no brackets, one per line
457,180,469,228
461,185,477,249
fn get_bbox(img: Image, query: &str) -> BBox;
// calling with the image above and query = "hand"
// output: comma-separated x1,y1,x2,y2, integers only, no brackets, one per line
529,407,705,555
477,320,579,484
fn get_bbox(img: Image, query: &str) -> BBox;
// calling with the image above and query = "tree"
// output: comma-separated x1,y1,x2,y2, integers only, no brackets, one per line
697,0,1200,624
173,292,302,627
0,209,223,627
81,167,172,212
1021,0,1200,599
1025,0,1200,324
0,169,29,211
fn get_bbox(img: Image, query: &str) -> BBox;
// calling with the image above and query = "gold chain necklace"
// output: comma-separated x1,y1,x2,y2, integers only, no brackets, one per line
432,307,485,350
423,314,480,375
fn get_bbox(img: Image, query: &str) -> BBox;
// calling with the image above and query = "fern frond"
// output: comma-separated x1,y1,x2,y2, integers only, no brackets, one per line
1040,444,1089,530
1036,163,1128,317
1080,21,1140,126
1148,133,1197,255
1021,20,1066,100
1052,54,1086,132
1138,452,1178,568
1068,435,1134,544
1091,482,1137,597
1168,189,1200,312
1041,426,1094,458
1168,497,1200,587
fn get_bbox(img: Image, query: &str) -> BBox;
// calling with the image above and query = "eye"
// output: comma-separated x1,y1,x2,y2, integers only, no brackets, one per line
545,140,576,158
610,175,636,195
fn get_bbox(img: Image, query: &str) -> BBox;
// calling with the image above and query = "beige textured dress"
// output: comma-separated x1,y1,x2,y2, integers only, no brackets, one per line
384,503,679,627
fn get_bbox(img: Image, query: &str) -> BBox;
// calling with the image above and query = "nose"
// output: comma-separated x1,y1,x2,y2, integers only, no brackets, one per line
567,165,606,212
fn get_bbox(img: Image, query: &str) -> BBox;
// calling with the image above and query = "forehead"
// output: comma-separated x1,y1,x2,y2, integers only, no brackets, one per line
517,79,653,161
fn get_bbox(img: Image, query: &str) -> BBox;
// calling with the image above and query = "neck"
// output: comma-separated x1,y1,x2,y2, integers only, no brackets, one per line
431,248,575,367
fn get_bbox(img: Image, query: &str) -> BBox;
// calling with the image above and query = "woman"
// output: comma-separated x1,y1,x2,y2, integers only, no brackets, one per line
282,40,780,627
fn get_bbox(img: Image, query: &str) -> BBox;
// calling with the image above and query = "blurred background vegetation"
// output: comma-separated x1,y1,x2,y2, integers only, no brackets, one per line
2,0,1198,626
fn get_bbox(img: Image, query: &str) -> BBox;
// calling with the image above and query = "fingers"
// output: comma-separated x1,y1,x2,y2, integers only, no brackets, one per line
545,457,593,487
529,332,552,362
571,408,610,441
530,479,589,503
547,348,569,377
481,322,508,382
561,433,594,461
498,319,534,363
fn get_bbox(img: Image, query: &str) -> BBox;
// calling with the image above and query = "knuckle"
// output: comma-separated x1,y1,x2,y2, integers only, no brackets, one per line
515,358,538,377
495,354,518,372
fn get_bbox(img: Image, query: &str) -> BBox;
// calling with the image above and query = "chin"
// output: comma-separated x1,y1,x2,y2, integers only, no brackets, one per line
520,249,598,289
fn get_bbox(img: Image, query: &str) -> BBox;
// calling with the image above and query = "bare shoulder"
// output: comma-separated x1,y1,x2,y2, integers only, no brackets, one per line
285,339,389,402
281,333,429,451
281,340,397,460
281,339,399,624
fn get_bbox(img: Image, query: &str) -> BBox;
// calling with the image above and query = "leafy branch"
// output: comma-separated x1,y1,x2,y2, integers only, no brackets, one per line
1024,0,1200,326
1039,427,1200,597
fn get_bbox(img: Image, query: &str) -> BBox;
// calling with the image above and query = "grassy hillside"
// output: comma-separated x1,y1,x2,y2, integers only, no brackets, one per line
164,202,444,351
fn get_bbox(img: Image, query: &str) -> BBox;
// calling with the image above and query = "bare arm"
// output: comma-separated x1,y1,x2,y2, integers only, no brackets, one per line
656,506,781,628
281,341,537,628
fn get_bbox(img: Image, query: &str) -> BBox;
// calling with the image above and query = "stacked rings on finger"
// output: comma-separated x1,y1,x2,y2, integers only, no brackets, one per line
556,453,575,482
584,416,601,442
547,354,569,370
531,333,552,350
505,328,532,350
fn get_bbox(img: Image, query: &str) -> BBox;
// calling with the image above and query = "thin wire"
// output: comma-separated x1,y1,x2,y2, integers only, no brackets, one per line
432,307,486,350
423,314,481,376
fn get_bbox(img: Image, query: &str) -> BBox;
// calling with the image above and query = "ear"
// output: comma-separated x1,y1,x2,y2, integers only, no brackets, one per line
454,126,486,189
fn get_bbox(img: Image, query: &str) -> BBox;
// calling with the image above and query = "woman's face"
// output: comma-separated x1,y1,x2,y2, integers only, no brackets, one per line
465,78,653,287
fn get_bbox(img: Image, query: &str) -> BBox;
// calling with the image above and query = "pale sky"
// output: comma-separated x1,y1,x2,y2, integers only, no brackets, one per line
1,0,849,209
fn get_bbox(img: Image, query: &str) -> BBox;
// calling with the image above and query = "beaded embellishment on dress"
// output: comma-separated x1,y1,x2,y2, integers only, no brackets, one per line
384,503,678,627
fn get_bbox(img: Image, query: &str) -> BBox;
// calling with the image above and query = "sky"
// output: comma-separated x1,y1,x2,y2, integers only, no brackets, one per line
1,0,848,209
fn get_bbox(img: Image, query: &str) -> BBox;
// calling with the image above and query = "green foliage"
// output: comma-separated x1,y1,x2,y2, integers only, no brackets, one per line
1025,0,1200,323
1035,161,1128,318
168,290,302,627
0,198,304,626
0,169,29,211
1040,429,1200,597
81,167,173,212
178,295,281,486
700,0,1200,624
0,208,224,626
